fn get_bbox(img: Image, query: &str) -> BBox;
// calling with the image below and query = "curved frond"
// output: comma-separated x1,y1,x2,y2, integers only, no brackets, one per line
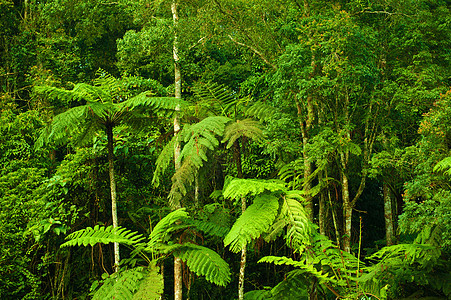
148,208,189,248
91,266,161,300
193,82,236,116
132,263,164,300
167,116,230,207
258,256,333,284
245,101,280,121
61,225,145,248
283,193,311,250
223,178,286,200
174,243,231,287
120,92,187,115
224,194,280,253
223,118,264,149
269,270,309,299
244,290,273,300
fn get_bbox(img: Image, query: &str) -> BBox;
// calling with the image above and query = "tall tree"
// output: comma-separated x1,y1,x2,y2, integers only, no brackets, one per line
35,72,177,271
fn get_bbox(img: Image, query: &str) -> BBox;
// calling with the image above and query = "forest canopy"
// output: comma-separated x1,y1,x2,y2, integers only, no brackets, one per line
0,0,450,299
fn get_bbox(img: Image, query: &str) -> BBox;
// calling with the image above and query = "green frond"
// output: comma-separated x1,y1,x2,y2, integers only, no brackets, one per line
224,194,280,253
223,178,286,200
152,134,177,187
132,263,164,300
244,290,273,300
191,219,230,238
193,82,236,116
278,159,304,189
223,118,264,149
120,92,187,115
168,158,198,209
433,156,451,175
91,267,158,300
244,101,279,121
283,194,311,250
269,270,309,299
147,208,189,248
258,256,333,284
174,243,231,287
61,225,145,248
167,116,230,206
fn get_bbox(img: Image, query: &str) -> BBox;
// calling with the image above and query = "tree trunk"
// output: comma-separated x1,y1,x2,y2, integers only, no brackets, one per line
383,182,396,246
106,124,120,272
342,170,352,253
172,1,183,299
233,141,246,300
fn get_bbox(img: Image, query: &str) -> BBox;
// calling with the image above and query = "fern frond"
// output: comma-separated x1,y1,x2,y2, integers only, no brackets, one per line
283,195,311,250
269,270,309,299
244,290,273,300
224,194,280,253
223,178,286,200
152,134,177,187
167,116,230,206
244,101,279,121
193,82,236,116
147,209,189,248
92,267,146,300
259,256,334,284
132,263,164,300
223,119,264,149
120,92,187,115
433,156,451,175
191,219,230,238
174,243,231,286
61,225,146,248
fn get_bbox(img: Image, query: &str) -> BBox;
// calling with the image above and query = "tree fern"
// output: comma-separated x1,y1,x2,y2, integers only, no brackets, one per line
174,243,231,286
61,225,146,248
268,270,309,299
224,194,280,253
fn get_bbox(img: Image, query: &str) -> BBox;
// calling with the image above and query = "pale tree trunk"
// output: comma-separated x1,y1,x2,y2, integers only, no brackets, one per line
172,1,183,299
106,125,120,272
238,200,246,300
341,168,352,253
383,182,396,246
233,141,246,300
318,171,326,237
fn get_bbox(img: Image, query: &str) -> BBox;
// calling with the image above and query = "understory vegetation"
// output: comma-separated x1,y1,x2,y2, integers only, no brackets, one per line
0,0,450,299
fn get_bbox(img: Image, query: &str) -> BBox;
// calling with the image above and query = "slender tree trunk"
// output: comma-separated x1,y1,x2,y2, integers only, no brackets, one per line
233,141,246,300
172,2,183,299
106,124,120,272
341,166,352,253
383,182,396,246
319,172,326,236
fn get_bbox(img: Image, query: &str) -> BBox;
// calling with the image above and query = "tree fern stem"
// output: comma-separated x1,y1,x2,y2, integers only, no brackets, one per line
107,124,120,272
238,195,247,300
172,1,183,299
383,182,395,246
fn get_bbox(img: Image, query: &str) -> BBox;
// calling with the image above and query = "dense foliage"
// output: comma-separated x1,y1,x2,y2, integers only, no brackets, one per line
1,0,450,299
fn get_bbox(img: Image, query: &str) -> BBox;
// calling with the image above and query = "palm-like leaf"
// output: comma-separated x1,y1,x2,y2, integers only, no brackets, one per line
224,194,280,253
174,243,231,287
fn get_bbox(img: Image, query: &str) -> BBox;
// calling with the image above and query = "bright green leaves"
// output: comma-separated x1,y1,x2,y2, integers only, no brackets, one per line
223,177,312,253
174,243,231,287
223,178,286,200
61,225,146,248
61,208,231,295
224,194,279,253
